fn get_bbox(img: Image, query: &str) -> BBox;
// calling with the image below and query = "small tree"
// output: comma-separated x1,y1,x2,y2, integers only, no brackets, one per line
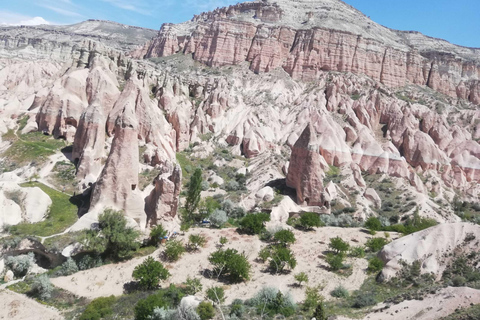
31,274,53,300
365,237,388,252
365,217,382,234
206,287,225,304
239,213,270,234
185,168,203,219
184,277,203,295
303,286,323,311
79,296,116,320
150,224,168,246
164,240,186,262
312,301,326,320
368,257,384,273
84,209,140,260
133,257,170,290
326,253,344,271
299,212,323,230
269,246,297,273
197,301,215,320
294,272,309,286
188,234,207,251
219,236,228,247
329,236,350,254
273,229,296,246
208,248,250,282
209,210,228,228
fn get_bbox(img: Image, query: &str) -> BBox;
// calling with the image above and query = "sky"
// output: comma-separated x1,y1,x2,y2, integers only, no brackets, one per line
0,0,479,47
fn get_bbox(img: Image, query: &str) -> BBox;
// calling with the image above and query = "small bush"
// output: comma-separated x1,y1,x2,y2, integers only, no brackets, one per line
5,253,33,277
188,234,207,251
364,217,382,233
326,253,344,271
329,236,350,253
273,229,296,246
352,293,376,308
303,286,323,311
58,257,79,276
299,212,323,230
229,299,245,317
219,236,228,246
452,275,466,287
368,257,384,273
268,245,297,273
349,246,366,258
294,272,309,286
330,285,349,298
208,248,250,282
206,287,225,303
184,277,203,295
201,181,210,191
134,285,185,320
209,210,228,228
79,296,116,320
164,240,186,262
365,237,388,252
31,274,53,300
150,225,168,246
239,213,270,235
248,287,296,317
225,180,240,191
133,257,170,290
197,301,215,320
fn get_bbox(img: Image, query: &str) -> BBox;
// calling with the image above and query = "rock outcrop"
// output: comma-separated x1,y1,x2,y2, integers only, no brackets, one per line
379,223,480,280
89,102,145,225
286,123,327,206
144,164,182,226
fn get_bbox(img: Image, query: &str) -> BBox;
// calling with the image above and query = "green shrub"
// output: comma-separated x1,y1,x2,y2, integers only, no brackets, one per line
208,248,250,282
365,217,382,233
299,212,323,230
452,275,467,287
303,286,323,311
329,236,350,253
268,245,297,273
248,287,296,317
330,285,349,298
58,257,79,276
184,277,203,295
31,274,53,300
5,253,33,277
84,209,140,260
209,210,227,228
294,272,309,286
197,301,215,320
219,236,228,246
132,257,170,290
229,299,245,317
79,296,116,320
325,253,344,271
349,246,366,258
150,225,168,246
164,240,186,262
352,292,376,308
365,237,388,252
206,287,225,303
134,285,185,320
273,229,296,246
368,257,384,273
239,213,270,235
188,234,207,251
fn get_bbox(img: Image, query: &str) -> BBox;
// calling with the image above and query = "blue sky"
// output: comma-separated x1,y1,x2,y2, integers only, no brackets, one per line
0,0,479,47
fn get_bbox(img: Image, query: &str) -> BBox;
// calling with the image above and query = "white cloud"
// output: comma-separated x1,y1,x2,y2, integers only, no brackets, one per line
0,11,50,26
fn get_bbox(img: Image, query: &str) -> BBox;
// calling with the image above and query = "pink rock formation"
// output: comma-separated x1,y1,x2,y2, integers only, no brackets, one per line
89,103,145,224
144,164,182,226
286,123,327,206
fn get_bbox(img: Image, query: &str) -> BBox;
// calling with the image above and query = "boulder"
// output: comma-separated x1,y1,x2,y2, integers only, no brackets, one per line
255,186,275,202
364,188,382,209
4,270,14,282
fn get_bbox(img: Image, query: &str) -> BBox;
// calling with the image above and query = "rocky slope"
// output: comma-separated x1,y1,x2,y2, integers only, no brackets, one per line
1,0,480,230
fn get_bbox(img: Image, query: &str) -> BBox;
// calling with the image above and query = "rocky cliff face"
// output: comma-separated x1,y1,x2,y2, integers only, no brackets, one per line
142,0,480,104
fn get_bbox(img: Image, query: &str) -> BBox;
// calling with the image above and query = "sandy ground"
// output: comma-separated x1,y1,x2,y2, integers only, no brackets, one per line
337,286,480,320
51,227,386,304
0,289,62,320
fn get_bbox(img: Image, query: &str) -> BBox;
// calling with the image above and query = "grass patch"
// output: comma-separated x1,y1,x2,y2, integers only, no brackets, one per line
49,161,78,194
139,168,161,191
42,231,87,252
2,132,67,169
8,182,78,237
440,304,480,320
